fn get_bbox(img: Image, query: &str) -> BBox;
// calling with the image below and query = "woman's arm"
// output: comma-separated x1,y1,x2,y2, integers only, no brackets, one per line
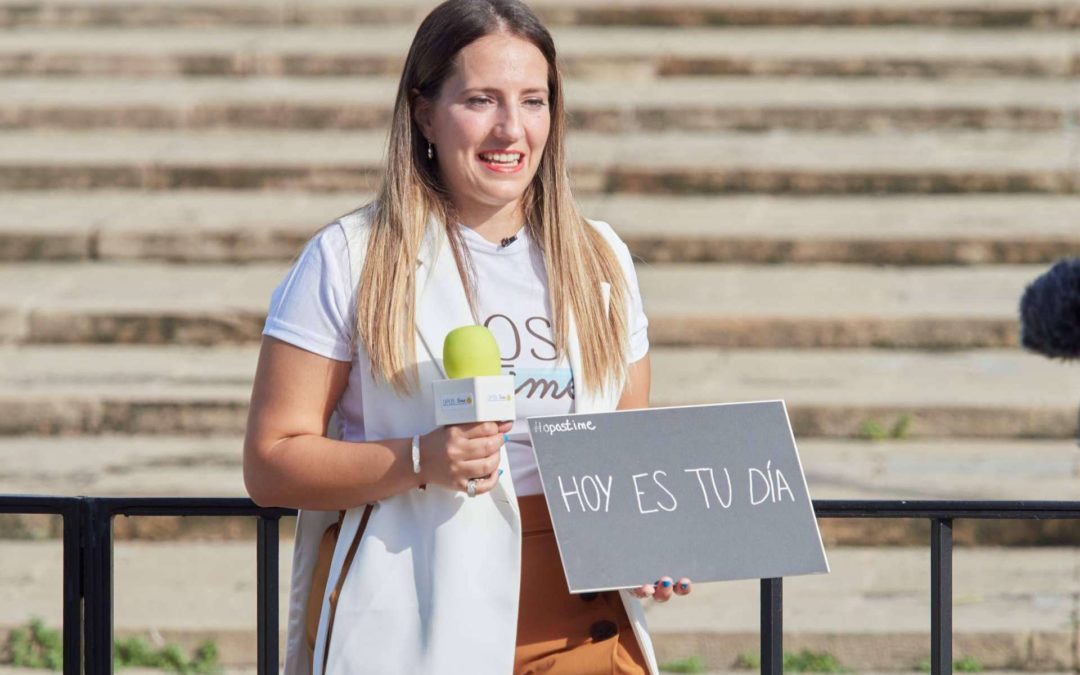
243,336,424,510
244,336,507,509
616,353,651,410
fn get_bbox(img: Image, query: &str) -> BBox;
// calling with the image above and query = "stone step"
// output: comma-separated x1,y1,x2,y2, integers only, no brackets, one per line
3,436,1077,545
2,77,1076,132
3,191,1077,265
0,129,1074,195
2,27,1076,78
626,263,1038,349
0,435,245,499
1,0,1075,29
0,346,1075,439
646,547,1080,671
1,542,1078,670
0,261,1046,349
4,437,1076,502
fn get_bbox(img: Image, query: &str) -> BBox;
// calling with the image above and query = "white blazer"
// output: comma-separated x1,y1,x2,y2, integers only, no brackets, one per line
282,208,660,675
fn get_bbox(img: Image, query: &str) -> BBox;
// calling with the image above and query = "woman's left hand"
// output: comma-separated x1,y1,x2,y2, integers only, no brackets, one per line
630,576,692,602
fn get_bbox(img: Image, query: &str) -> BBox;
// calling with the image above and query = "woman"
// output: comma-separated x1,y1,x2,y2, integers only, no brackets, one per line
244,1,693,673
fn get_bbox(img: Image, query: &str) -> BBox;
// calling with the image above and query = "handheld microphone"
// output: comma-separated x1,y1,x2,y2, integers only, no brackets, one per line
1019,257,1080,361
433,326,516,425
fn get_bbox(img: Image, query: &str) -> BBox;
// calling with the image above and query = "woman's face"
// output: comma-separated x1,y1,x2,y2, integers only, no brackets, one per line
417,32,552,225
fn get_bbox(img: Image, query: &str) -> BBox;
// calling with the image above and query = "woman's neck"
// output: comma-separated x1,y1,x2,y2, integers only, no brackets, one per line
454,200,525,245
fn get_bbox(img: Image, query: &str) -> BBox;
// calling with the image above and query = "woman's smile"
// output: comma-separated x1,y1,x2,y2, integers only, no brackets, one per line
478,150,526,173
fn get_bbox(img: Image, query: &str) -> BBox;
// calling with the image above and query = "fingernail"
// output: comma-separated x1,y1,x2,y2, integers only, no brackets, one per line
654,580,661,587
503,434,509,443
680,582,688,589
662,580,671,588
498,469,503,477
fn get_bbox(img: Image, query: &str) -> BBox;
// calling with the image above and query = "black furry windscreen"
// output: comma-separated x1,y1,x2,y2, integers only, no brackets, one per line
1019,257,1080,360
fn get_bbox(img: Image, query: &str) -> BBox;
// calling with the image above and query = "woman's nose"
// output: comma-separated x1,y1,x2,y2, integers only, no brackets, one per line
494,103,524,141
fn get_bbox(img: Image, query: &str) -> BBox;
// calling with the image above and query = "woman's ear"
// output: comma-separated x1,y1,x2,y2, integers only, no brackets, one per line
412,90,434,142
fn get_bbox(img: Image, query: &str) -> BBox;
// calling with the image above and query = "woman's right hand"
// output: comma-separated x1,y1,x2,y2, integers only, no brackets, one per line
419,420,513,495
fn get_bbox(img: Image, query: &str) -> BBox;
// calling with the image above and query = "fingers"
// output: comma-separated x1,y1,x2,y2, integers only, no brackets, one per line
446,432,503,462
630,576,692,601
459,453,502,482
460,467,501,496
653,576,674,602
674,577,692,596
466,435,504,460
448,423,510,459
454,421,510,439
428,422,511,494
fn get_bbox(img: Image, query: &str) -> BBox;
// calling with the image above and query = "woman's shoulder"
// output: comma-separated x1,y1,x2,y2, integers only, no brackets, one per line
583,217,634,266
333,202,378,244
583,217,624,246
321,203,378,282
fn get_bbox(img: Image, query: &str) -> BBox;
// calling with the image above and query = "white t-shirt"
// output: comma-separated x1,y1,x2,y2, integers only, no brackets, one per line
459,224,648,495
262,220,649,497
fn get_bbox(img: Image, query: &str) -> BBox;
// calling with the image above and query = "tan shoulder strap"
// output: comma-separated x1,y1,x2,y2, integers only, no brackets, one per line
320,503,375,673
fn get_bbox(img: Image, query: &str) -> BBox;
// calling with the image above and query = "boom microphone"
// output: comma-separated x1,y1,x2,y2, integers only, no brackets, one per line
1019,257,1080,361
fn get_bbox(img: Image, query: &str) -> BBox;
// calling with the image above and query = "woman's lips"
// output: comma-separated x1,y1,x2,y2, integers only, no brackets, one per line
477,152,525,174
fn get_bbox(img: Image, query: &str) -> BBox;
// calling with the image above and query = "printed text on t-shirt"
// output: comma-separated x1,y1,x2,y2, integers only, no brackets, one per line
484,313,575,401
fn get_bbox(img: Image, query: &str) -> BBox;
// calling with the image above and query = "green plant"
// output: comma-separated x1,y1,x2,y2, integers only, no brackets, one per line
5,618,221,673
659,655,707,673
113,634,156,668
784,649,849,673
734,649,847,672
858,414,913,441
890,413,913,439
9,617,62,670
917,656,983,673
191,642,220,672
114,634,221,674
858,418,889,440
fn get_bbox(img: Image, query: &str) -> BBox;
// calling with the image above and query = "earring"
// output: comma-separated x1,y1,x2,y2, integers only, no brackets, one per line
427,141,434,160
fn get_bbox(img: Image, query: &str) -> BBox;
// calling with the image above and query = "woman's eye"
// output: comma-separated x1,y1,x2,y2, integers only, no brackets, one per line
525,98,547,108
468,97,494,106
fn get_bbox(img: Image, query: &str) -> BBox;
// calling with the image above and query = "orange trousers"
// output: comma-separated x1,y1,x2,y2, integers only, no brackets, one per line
514,493,648,675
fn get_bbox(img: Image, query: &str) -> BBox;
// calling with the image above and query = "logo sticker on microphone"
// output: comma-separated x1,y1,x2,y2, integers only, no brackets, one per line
440,395,475,409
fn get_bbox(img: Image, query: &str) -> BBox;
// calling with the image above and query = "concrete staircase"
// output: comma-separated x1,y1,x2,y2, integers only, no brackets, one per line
1,0,1079,671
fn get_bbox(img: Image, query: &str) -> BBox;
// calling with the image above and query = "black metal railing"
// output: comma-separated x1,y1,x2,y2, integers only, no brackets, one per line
2,496,1078,675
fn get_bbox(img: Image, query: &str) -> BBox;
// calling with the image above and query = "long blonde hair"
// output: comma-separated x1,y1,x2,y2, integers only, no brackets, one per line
356,0,630,397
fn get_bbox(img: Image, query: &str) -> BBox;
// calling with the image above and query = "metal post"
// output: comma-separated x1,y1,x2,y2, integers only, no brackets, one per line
257,515,281,675
931,518,953,675
760,578,782,675
62,500,82,675
83,499,113,674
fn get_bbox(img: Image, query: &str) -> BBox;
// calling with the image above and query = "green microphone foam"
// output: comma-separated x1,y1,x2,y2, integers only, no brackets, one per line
443,325,503,379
